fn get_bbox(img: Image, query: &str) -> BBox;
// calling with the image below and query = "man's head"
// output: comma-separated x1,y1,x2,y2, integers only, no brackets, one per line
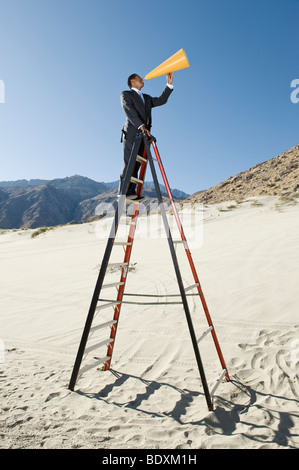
127,74,144,90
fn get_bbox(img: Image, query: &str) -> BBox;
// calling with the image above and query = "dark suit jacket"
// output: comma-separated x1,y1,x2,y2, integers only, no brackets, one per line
120,85,173,145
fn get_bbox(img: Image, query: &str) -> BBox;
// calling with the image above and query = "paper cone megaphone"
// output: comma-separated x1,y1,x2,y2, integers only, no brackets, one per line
145,48,190,80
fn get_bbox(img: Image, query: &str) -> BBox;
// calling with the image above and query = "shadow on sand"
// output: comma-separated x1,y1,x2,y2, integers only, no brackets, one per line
76,370,298,448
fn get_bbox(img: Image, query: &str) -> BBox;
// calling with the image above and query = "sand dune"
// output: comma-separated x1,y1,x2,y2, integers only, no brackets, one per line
0,196,298,449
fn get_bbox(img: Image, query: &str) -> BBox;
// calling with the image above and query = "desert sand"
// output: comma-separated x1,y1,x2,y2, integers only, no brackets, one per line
0,195,298,449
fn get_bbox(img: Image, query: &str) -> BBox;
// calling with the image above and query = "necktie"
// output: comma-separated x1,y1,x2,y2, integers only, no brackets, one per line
138,90,145,104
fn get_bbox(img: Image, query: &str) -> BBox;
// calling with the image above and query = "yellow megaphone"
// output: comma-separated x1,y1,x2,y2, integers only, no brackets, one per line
145,48,190,80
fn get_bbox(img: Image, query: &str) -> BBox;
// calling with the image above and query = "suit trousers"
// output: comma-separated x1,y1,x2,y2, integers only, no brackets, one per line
118,136,144,195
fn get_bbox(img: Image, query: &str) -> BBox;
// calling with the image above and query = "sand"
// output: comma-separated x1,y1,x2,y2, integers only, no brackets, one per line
0,195,298,449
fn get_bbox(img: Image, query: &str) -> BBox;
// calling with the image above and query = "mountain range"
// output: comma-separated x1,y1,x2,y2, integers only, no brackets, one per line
0,176,190,229
1,143,298,230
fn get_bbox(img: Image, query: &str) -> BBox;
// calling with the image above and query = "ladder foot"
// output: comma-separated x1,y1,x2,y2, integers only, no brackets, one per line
103,363,111,371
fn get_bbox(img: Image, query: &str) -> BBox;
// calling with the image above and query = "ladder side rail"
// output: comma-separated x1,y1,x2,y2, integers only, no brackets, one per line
136,147,148,197
104,146,148,369
150,138,187,240
68,134,143,390
104,202,140,370
150,139,230,382
143,134,214,411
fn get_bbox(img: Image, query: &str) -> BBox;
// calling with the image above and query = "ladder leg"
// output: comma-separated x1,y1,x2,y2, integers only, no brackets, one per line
68,205,123,390
143,134,214,411
68,134,143,391
150,139,230,383
104,202,140,370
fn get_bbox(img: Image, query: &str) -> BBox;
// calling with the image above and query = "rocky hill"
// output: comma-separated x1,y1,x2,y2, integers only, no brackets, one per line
186,144,299,205
0,175,189,229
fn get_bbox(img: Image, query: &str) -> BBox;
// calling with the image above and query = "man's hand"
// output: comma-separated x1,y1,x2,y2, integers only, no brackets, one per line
140,124,151,137
167,72,174,85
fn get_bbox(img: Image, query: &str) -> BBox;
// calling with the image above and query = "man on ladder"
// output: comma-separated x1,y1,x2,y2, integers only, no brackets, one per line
118,72,174,200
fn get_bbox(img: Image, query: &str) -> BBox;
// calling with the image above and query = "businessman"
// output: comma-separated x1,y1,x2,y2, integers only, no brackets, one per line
118,72,174,200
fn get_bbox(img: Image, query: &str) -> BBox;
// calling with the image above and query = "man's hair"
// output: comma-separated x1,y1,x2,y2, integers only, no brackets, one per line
127,73,138,89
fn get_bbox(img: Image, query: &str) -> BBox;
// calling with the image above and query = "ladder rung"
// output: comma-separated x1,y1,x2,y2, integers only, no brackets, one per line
197,326,213,344
96,301,120,311
173,240,185,244
90,320,117,333
136,155,147,163
79,356,110,376
210,369,227,397
102,281,125,289
114,242,132,246
108,262,128,268
85,338,114,354
130,176,144,185
126,198,142,205
185,283,200,292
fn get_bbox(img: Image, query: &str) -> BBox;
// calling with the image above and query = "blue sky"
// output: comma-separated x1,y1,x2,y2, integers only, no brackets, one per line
0,0,298,194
